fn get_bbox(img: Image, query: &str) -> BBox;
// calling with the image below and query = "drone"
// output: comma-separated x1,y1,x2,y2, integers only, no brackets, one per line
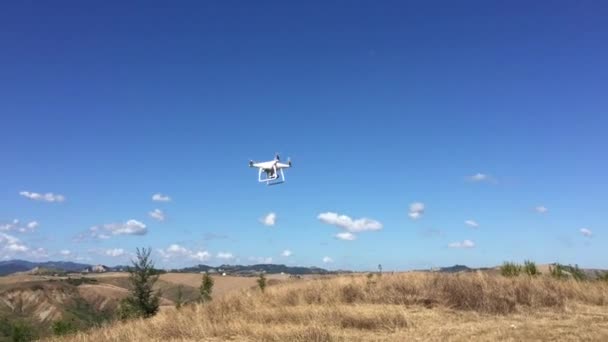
249,154,292,185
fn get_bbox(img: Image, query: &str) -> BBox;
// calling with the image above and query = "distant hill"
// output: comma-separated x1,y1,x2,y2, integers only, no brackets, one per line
0,260,332,276
0,260,92,276
174,263,332,275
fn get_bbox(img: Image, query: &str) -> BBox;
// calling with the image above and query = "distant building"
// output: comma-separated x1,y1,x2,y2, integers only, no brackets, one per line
82,265,109,273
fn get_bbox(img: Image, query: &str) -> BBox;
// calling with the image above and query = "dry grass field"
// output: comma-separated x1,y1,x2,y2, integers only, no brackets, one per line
53,272,608,341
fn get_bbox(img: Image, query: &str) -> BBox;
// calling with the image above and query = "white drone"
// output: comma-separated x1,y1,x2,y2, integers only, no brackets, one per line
249,154,292,185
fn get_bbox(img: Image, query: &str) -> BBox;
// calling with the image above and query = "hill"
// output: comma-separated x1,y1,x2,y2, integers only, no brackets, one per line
0,260,333,277
51,272,608,341
0,260,92,276
175,263,332,275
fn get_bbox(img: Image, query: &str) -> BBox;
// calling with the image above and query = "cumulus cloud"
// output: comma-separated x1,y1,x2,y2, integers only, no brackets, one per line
335,232,357,241
535,206,548,214
0,219,39,233
152,193,171,202
158,244,211,262
260,212,277,226
19,191,65,202
408,202,425,220
90,219,147,239
465,220,479,228
580,228,593,237
0,233,28,253
216,252,234,260
59,249,71,256
448,240,475,249
322,256,333,264
281,249,292,257
149,209,165,221
105,248,125,257
318,212,382,232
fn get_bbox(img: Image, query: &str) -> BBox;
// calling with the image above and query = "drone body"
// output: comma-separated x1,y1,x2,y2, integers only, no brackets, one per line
249,154,292,185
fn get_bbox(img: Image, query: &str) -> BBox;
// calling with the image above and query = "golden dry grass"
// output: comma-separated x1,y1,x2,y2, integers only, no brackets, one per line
53,272,608,341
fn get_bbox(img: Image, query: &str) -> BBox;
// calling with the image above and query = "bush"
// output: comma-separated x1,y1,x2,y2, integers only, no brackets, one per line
11,322,36,342
257,273,267,293
175,285,184,309
568,264,587,281
501,262,521,277
52,320,76,336
550,263,566,279
200,273,214,302
523,260,539,276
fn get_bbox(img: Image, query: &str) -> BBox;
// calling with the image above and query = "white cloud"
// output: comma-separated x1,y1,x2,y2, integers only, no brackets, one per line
317,212,382,232
59,249,71,256
191,251,211,262
105,248,125,257
335,232,357,241
408,202,425,220
152,193,171,202
19,191,65,202
535,206,548,214
580,228,593,237
0,233,28,253
158,244,211,262
0,219,39,233
465,220,479,228
468,173,489,182
216,252,234,260
260,212,277,226
448,240,475,249
281,249,292,257
90,219,147,238
149,209,165,221
322,256,333,264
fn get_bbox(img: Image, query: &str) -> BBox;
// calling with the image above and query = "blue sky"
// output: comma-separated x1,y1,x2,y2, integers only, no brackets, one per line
1,1,607,270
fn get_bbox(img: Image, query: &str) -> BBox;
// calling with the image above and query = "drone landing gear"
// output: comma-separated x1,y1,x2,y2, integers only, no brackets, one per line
258,168,285,186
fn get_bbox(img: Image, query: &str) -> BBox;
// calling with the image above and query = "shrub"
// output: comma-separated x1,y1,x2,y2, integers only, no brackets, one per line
11,322,36,342
200,273,214,302
257,272,267,293
52,320,76,336
175,285,184,309
550,263,566,279
523,260,539,276
501,262,521,277
568,264,587,281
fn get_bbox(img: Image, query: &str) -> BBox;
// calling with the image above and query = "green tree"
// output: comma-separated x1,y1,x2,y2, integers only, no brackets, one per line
175,285,184,309
257,272,267,293
200,272,214,302
118,247,161,319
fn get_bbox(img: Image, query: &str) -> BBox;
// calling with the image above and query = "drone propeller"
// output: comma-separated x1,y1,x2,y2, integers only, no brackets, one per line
287,157,292,167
